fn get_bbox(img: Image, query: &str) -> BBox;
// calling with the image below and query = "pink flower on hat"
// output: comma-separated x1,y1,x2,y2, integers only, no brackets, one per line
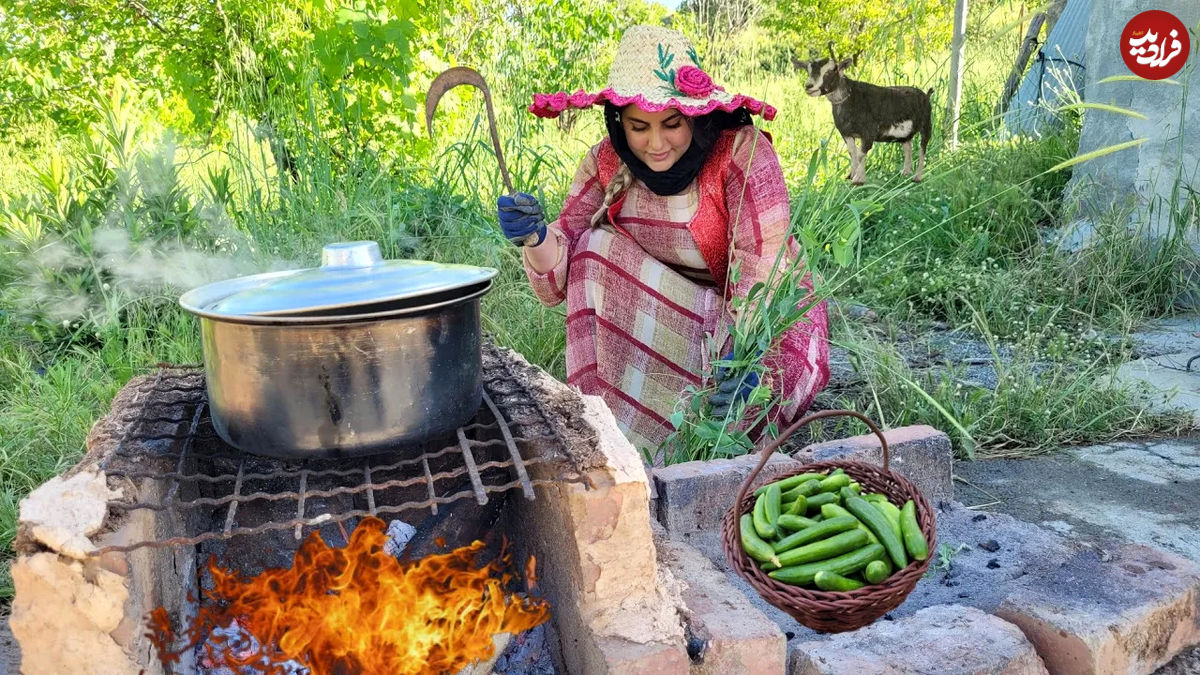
675,66,715,98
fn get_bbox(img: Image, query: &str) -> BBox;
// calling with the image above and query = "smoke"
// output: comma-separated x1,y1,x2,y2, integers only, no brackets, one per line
92,226,293,296
12,223,301,330
4,136,306,332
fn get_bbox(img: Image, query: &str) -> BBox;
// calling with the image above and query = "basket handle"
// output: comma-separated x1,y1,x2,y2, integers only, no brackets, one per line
733,409,890,512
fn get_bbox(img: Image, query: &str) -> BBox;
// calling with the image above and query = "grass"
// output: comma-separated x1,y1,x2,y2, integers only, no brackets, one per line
0,4,1197,603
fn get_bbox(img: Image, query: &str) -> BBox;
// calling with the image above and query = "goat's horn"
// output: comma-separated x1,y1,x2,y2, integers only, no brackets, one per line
827,41,836,60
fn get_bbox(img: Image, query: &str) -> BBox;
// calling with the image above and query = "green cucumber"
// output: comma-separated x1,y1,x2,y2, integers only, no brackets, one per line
740,514,781,568
771,515,859,554
814,570,865,592
848,480,862,494
818,473,851,493
873,499,903,540
842,487,907,569
753,472,827,496
752,493,776,539
765,484,782,532
863,559,891,584
777,514,819,531
901,500,929,561
821,502,880,545
775,529,869,567
863,493,889,504
805,491,839,513
785,494,808,516
782,479,823,502
768,543,886,586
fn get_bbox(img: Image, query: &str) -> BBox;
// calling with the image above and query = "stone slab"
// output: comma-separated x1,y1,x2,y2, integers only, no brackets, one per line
655,534,786,674
792,425,953,504
652,453,804,536
1129,316,1200,359
996,544,1200,675
953,439,1200,566
1114,355,1200,427
1071,438,1200,485
9,553,139,675
788,605,1048,674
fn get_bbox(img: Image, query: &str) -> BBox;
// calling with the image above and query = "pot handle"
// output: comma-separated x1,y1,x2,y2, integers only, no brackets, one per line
733,409,890,514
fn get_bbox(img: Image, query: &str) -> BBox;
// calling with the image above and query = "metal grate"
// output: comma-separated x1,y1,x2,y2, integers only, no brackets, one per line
93,341,589,555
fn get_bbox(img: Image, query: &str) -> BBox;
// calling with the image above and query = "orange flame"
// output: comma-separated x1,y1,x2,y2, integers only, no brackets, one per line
147,516,550,674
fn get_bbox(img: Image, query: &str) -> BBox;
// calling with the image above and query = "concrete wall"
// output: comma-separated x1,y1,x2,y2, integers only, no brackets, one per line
1061,0,1198,253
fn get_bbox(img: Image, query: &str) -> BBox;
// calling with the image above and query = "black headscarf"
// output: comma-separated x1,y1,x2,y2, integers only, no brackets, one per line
604,102,752,196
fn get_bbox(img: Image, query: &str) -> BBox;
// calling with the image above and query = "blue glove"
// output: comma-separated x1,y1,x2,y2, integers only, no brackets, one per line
709,349,761,418
497,192,548,247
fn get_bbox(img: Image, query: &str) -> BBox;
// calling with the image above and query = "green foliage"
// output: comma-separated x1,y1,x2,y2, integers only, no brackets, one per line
760,0,954,68
1,0,430,165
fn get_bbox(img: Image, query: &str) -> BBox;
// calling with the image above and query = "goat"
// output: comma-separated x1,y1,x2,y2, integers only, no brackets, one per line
794,52,933,185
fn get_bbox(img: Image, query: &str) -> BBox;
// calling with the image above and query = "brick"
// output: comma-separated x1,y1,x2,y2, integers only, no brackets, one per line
789,605,1048,675
656,535,786,674
995,544,1200,675
791,425,953,503
511,386,688,675
652,453,804,536
594,636,691,675
9,553,140,675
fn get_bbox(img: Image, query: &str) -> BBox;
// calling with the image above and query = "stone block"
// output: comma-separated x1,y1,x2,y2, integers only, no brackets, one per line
791,425,953,504
510,373,688,675
594,636,691,674
652,453,804,536
788,605,1048,675
9,553,139,675
995,544,1200,675
1113,355,1200,428
656,535,786,674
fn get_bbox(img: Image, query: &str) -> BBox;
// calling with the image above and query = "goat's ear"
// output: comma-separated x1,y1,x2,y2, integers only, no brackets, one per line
792,57,809,72
837,57,854,71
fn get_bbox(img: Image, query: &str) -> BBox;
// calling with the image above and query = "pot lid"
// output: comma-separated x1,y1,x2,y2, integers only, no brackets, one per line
190,241,498,317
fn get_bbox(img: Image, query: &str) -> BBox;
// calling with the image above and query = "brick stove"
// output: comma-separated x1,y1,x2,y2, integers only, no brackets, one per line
10,343,696,674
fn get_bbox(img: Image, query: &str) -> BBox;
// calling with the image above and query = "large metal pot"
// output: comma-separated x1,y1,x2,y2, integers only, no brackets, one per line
179,241,498,459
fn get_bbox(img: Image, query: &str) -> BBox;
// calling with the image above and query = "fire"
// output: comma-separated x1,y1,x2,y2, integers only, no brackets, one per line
147,517,550,674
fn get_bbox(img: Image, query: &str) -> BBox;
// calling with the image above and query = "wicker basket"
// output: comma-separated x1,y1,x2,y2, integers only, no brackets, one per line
721,409,937,633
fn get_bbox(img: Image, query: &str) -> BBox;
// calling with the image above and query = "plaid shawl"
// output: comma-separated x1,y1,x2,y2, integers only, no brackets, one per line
523,127,830,451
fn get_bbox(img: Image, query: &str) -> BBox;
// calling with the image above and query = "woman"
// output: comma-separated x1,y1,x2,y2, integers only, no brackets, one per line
497,25,830,455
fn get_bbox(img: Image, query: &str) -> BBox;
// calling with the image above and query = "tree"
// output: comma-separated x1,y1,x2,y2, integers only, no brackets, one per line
0,0,430,166
761,0,955,72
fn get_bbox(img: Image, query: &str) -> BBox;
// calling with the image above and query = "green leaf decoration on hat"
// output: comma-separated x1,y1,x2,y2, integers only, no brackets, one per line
686,45,703,70
654,43,688,98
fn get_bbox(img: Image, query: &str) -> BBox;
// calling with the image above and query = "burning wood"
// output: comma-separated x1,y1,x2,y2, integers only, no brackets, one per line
146,516,550,675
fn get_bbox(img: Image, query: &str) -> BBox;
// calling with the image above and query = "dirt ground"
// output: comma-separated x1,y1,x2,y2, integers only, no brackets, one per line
1,610,19,675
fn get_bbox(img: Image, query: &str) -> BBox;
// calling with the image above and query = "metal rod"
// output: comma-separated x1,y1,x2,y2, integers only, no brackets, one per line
422,456,439,515
222,460,246,535
482,391,535,500
364,461,377,517
294,470,309,541
92,480,567,556
107,457,558,512
457,428,489,505
162,402,205,506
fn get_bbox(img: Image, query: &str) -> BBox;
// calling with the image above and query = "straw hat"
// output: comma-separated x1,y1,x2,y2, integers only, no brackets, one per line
529,25,776,121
